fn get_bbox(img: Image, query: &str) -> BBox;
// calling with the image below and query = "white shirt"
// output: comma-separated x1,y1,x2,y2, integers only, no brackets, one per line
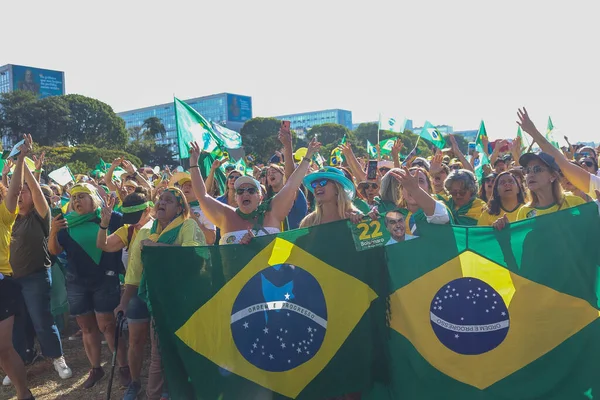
386,234,417,246
425,201,451,225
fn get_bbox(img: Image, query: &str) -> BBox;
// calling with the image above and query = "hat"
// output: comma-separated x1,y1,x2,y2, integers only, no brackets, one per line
303,167,355,200
519,152,560,172
234,176,261,192
293,147,308,161
70,183,102,203
123,180,139,188
378,160,394,170
412,157,430,170
169,171,191,188
484,173,497,181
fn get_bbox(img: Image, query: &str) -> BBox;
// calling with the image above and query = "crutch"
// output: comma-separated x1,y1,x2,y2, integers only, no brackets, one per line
106,311,126,400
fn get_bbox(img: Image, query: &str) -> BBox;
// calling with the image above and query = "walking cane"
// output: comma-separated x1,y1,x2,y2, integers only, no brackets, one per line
106,311,125,400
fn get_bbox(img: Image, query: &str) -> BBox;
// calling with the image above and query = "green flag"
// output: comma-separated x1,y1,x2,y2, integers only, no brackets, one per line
421,121,446,149
330,147,343,166
546,116,560,149
174,97,219,159
201,152,226,195
517,125,530,149
367,202,600,399
143,221,389,399
474,120,490,182
379,138,396,155
211,121,243,149
313,152,326,168
367,140,377,158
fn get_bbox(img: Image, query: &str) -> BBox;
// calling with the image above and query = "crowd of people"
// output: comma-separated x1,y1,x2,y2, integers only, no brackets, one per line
1,107,599,400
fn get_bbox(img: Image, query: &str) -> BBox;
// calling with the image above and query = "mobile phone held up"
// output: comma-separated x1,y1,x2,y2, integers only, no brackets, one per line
366,160,378,180
281,120,291,134
51,208,63,219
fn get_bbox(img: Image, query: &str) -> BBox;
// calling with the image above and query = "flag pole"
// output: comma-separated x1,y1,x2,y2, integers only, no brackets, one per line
377,113,381,161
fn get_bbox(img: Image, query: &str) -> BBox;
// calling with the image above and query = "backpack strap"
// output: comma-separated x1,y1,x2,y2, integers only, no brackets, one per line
126,225,136,251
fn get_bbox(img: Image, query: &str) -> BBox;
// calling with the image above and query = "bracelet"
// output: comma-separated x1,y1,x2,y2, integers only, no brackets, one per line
99,225,108,230
34,169,42,173
189,165,199,169
301,157,311,164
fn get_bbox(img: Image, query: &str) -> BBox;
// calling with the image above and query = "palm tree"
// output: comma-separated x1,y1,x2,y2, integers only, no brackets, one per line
141,117,166,140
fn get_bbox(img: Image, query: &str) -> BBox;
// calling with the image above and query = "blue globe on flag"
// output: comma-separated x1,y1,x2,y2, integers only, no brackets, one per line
430,277,509,355
231,263,327,372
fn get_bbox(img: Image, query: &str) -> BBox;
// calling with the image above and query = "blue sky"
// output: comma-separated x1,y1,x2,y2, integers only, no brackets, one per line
3,0,599,142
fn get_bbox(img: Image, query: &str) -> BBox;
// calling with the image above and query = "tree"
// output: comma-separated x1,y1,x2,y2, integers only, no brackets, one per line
351,122,433,159
449,134,469,154
141,117,166,140
63,94,128,149
0,91,39,143
240,117,282,163
306,123,352,159
126,140,176,167
36,145,142,175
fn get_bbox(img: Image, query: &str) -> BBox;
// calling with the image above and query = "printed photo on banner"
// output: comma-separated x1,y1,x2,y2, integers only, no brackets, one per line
349,210,420,252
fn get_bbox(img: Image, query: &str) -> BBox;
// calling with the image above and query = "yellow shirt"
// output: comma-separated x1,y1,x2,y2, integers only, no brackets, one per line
0,202,19,275
124,219,205,286
516,195,586,221
478,205,524,226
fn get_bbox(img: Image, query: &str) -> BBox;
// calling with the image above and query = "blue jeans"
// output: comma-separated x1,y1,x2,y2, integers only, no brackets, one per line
13,269,64,359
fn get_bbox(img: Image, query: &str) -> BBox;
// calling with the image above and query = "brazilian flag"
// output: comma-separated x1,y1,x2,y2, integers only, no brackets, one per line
366,203,600,399
142,221,390,399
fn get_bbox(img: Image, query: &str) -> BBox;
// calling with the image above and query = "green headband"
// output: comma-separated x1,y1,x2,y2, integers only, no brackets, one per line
121,201,154,214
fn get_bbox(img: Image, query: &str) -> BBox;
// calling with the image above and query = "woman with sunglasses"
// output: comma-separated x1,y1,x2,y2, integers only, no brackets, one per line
443,169,486,226
189,138,321,245
515,152,585,221
478,171,526,227
478,173,496,203
357,180,379,207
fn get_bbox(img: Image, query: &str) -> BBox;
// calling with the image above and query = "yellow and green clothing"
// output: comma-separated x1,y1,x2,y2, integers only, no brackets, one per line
516,195,586,221
444,196,486,226
0,202,19,275
477,205,524,226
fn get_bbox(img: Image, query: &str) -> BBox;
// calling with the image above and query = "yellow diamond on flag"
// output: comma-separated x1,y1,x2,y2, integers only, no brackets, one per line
176,237,377,399
390,250,599,390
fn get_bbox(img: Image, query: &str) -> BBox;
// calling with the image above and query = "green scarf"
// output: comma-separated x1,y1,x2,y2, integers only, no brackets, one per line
235,198,273,229
374,197,398,214
139,216,186,313
188,200,200,208
445,196,480,226
65,209,103,264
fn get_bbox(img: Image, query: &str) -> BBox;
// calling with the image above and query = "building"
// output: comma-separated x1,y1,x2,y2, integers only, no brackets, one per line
352,119,414,132
453,129,478,142
0,64,65,148
412,124,453,137
0,64,65,98
273,109,353,138
118,93,252,154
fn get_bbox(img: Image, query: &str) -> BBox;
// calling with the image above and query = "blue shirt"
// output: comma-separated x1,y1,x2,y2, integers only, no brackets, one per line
284,189,308,230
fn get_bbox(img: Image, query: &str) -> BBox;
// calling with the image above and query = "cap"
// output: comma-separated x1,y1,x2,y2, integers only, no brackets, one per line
412,157,431,170
519,152,560,172
234,176,261,192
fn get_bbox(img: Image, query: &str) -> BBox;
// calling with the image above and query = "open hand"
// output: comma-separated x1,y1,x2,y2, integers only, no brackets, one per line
305,137,322,159
517,107,541,138
189,142,201,164
33,151,45,171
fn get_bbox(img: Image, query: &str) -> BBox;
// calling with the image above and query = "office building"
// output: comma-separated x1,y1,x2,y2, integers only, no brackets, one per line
118,93,252,154
352,119,414,132
453,129,478,142
412,124,453,137
274,109,353,138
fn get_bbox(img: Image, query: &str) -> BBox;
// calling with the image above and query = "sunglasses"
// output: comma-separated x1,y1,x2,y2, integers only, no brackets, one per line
450,165,461,170
236,187,258,195
581,161,595,168
228,175,241,180
310,179,329,189
362,183,379,190
379,168,391,174
524,165,547,175
449,189,468,197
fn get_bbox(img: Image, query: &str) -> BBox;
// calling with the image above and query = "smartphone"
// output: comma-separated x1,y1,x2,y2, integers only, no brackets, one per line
51,208,63,218
281,120,291,133
468,142,476,156
367,160,378,180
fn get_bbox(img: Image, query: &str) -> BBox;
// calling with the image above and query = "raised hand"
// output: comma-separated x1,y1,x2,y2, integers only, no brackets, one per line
2,159,14,176
430,150,444,175
278,129,292,149
516,107,541,138
391,139,403,157
122,160,136,175
33,151,45,171
189,142,201,164
392,167,420,193
305,137,322,159
339,143,352,156
19,134,33,159
101,195,115,227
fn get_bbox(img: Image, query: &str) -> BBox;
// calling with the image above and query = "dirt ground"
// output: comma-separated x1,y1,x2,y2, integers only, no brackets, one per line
0,318,151,400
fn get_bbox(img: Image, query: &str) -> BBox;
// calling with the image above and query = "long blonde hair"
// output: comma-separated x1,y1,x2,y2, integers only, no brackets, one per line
300,181,356,227
528,173,565,208
379,168,403,206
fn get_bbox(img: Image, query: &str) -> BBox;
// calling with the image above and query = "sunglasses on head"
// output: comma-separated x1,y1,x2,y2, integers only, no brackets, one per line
236,187,258,195
449,189,468,197
363,183,379,190
310,179,329,189
523,165,547,175
581,161,595,168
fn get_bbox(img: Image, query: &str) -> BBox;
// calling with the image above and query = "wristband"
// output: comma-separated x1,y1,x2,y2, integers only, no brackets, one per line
301,157,311,164
99,225,108,230
35,169,42,173
189,165,199,169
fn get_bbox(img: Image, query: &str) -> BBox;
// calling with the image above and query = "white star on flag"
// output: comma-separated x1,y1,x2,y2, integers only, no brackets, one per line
284,293,290,300
243,322,249,329
263,327,269,334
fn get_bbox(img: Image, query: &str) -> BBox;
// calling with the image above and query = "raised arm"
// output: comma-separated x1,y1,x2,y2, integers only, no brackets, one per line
189,142,234,228
33,151,45,182
391,168,437,216
204,158,221,195
340,143,367,182
517,107,591,193
270,138,320,221
96,196,126,252
279,130,295,181
24,161,49,218
122,160,152,193
391,139,403,169
489,140,504,166
105,157,123,193
6,134,32,213
2,159,13,188
510,137,522,166
448,135,474,173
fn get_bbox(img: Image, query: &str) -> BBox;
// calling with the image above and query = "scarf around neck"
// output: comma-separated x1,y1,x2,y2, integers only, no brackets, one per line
65,208,103,264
